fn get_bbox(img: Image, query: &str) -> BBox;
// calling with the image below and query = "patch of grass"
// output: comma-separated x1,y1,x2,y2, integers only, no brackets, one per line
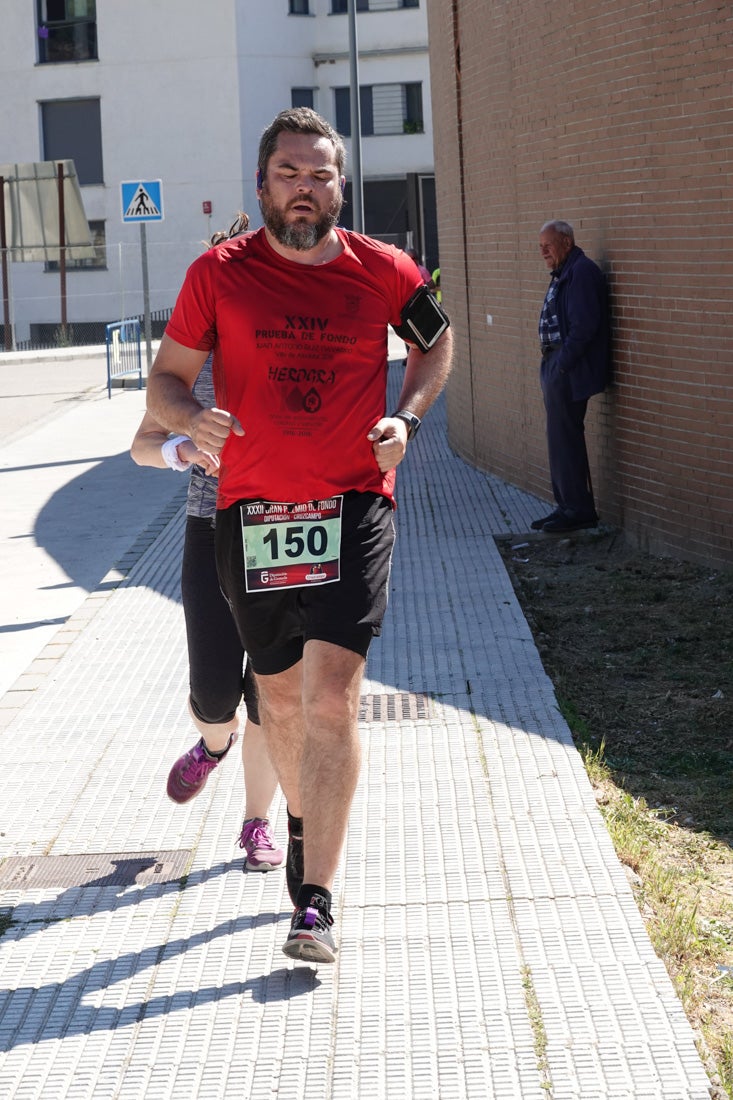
721,1034,733,1099
654,749,733,779
577,739,733,1097
556,695,593,747
521,965,552,1092
497,533,733,1097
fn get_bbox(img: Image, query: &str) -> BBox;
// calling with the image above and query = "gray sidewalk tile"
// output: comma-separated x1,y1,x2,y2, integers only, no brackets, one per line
0,365,716,1098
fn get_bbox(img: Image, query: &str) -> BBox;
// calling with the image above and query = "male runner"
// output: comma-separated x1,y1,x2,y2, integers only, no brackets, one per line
146,107,453,963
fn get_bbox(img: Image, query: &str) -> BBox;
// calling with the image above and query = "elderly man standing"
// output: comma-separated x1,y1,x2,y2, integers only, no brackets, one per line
531,219,611,533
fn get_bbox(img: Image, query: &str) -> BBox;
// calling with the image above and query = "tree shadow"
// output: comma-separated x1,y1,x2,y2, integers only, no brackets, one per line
0,913,319,1052
29,451,186,601
0,857,277,943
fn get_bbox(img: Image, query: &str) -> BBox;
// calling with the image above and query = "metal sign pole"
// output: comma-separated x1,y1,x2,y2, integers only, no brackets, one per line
0,177,11,351
140,222,152,372
122,182,162,374
57,162,68,341
347,0,364,233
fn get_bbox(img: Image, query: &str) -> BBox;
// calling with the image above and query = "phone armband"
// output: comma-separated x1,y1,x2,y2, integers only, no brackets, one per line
393,284,450,353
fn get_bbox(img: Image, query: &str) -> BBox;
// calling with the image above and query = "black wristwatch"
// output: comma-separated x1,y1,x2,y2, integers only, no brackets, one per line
393,410,422,441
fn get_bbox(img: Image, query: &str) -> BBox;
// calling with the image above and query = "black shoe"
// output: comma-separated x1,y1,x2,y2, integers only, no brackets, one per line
286,832,304,906
530,510,561,531
542,513,598,533
282,893,337,964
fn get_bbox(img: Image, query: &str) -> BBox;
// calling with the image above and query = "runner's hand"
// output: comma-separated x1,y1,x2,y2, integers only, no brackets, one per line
190,407,244,455
368,417,408,473
176,437,221,475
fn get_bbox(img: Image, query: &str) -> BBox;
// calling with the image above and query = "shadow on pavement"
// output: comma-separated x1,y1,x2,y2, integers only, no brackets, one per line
31,451,185,598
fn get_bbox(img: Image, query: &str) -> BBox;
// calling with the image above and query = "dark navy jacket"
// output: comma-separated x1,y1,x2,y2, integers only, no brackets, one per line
552,245,611,401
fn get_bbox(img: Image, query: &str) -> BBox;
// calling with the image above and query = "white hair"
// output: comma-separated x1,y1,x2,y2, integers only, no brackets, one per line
540,219,575,241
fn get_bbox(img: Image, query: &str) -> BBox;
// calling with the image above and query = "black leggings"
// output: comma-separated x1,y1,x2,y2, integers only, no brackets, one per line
180,515,259,726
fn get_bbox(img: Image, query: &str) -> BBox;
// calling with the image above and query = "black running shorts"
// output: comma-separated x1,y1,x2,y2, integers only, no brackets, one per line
215,490,395,675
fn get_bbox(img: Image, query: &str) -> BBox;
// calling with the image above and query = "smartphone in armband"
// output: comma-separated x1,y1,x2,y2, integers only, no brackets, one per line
393,285,450,353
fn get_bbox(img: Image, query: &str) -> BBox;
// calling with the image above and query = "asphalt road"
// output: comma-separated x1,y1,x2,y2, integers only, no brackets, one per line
0,348,134,444
0,345,182,700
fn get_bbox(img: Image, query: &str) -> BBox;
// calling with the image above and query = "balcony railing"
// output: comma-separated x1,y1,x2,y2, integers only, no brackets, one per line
38,19,97,63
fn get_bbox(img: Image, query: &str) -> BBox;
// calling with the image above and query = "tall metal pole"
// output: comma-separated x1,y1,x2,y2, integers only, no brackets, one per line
347,0,364,233
57,162,68,341
140,222,153,372
0,177,11,351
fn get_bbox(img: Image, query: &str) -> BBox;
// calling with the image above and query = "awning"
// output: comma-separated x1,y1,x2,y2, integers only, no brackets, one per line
0,160,93,262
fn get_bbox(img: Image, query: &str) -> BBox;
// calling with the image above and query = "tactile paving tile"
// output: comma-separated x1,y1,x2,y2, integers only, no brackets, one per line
359,691,432,722
0,367,714,1099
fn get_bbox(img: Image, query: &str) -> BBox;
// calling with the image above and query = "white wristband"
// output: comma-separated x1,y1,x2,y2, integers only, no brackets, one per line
161,435,192,471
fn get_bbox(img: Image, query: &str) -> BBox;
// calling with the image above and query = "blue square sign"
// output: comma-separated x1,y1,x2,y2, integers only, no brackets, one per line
121,180,164,223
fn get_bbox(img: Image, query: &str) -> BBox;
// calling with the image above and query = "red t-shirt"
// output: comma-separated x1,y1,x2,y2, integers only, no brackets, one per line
166,227,423,508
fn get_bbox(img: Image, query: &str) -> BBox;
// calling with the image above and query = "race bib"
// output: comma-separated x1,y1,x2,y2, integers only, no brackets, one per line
240,497,343,592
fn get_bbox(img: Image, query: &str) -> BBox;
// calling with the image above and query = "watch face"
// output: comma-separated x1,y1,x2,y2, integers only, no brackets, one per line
397,412,420,439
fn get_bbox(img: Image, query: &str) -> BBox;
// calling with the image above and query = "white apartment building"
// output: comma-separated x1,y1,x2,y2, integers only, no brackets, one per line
0,0,436,349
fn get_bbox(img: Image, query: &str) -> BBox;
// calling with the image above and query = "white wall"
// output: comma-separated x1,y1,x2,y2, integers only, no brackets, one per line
0,0,434,342
95,0,244,317
1,1,243,339
235,2,322,224
235,0,432,224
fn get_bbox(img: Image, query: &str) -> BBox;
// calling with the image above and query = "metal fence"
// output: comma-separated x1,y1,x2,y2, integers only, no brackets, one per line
1,233,203,353
0,230,420,354
105,319,142,399
7,308,172,353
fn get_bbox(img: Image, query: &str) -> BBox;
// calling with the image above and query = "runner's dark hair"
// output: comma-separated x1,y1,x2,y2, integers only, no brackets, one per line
257,108,346,182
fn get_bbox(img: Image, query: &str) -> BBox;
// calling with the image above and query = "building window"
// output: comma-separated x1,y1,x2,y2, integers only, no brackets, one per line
289,0,310,13
41,98,104,185
401,82,424,133
334,86,373,136
334,83,422,136
45,220,107,272
292,88,315,109
331,0,417,10
335,88,350,134
331,0,368,12
37,0,97,63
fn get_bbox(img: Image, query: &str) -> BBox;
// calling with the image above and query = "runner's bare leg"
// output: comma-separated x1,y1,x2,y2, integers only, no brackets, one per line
256,662,304,818
256,639,364,891
301,640,364,890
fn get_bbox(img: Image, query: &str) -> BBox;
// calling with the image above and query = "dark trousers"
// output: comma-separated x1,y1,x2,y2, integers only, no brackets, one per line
181,515,259,726
540,352,596,519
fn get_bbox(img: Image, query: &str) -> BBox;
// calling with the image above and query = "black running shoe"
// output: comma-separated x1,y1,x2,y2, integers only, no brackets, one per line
286,832,304,906
282,893,336,964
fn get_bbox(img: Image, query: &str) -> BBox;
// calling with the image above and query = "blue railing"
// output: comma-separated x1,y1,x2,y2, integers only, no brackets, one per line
106,319,142,400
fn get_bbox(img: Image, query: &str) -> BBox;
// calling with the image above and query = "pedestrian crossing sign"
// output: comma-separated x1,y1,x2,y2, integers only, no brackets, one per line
121,180,164,223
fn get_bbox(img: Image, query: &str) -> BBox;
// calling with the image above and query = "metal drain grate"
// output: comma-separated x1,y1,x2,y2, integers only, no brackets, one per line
359,692,431,722
0,850,191,890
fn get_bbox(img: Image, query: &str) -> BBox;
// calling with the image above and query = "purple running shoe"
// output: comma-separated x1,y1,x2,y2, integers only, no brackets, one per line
238,817,284,871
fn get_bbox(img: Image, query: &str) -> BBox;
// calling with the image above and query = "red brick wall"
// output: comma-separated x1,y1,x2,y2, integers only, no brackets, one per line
427,0,733,567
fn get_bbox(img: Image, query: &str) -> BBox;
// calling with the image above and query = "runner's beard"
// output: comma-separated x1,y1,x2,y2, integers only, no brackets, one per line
260,191,342,251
